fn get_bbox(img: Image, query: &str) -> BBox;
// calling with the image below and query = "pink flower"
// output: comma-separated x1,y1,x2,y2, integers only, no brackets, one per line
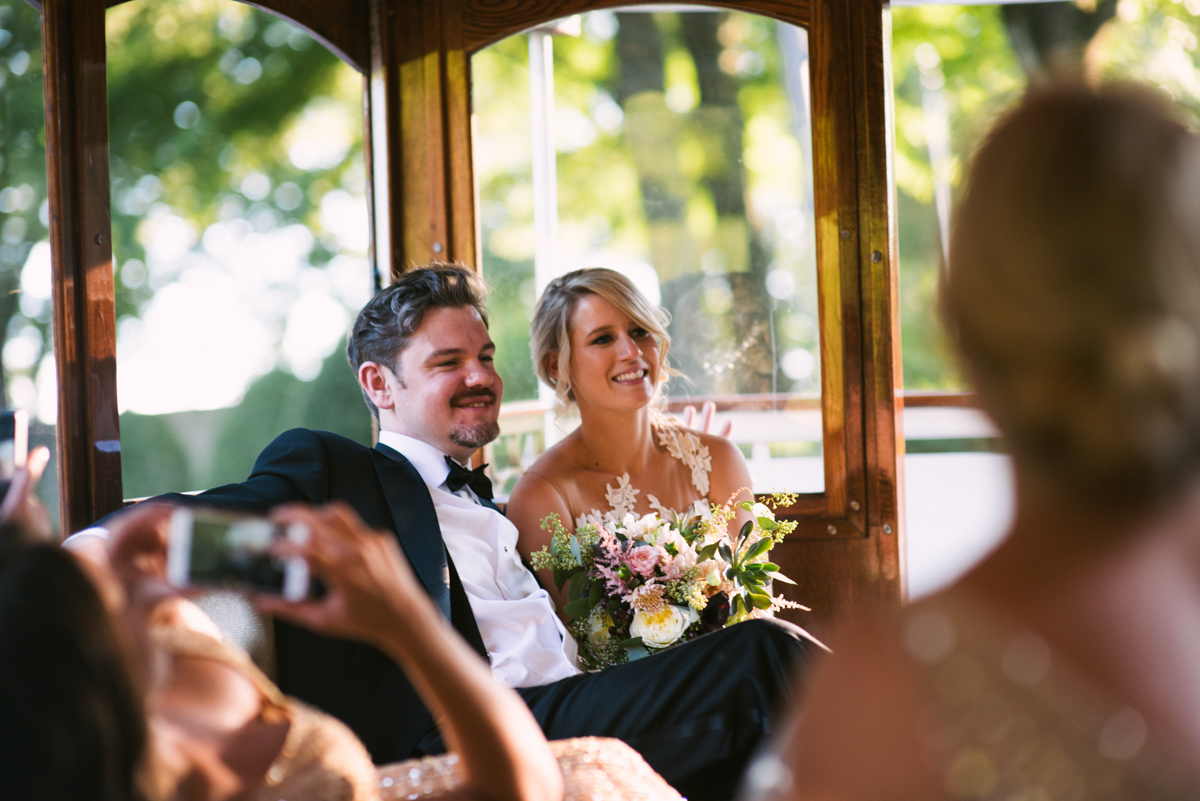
625,545,660,578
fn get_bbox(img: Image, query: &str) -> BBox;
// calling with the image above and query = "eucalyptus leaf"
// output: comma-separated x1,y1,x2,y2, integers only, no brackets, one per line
552,566,573,591
625,644,650,661
568,534,583,565
567,571,590,601
563,597,592,619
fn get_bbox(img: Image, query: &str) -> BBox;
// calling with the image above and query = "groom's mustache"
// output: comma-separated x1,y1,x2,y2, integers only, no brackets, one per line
450,389,497,407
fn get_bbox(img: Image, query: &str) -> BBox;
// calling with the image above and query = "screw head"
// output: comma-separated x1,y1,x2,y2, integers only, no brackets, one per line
432,242,444,254
827,524,837,535
871,250,883,263
94,233,103,245
882,523,893,535
840,227,852,239
850,500,860,511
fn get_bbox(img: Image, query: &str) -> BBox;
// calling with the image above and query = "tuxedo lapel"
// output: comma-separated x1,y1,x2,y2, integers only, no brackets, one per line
370,445,451,619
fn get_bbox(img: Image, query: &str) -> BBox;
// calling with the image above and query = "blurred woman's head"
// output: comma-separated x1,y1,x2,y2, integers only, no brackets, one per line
943,82,1200,511
0,535,148,801
532,268,675,412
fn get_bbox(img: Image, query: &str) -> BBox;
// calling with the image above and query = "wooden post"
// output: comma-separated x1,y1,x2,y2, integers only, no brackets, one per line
41,0,122,533
368,0,477,282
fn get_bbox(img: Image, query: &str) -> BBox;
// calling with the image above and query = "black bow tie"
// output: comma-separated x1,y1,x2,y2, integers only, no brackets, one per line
444,456,494,501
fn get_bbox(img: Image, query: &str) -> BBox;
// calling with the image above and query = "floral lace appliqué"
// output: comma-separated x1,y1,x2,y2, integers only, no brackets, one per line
575,423,713,530
655,424,711,498
575,473,638,531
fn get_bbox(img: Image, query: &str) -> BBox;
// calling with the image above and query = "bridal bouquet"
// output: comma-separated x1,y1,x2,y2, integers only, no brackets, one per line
530,492,804,669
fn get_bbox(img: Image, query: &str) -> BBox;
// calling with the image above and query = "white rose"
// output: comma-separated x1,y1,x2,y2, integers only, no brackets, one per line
629,604,700,648
624,512,661,542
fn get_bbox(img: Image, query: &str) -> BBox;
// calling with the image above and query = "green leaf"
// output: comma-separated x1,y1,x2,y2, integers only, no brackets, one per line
696,542,719,561
744,538,772,562
757,516,778,531
616,636,644,649
590,579,605,604
758,562,780,572
624,644,650,661
563,597,593,620
737,520,754,546
567,571,590,602
552,566,573,591
772,572,798,585
718,542,733,563
568,534,583,565
733,594,747,618
749,592,774,610
738,501,754,511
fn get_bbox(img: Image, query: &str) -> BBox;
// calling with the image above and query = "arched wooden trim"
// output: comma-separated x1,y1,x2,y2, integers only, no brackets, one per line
99,0,372,74
462,0,811,53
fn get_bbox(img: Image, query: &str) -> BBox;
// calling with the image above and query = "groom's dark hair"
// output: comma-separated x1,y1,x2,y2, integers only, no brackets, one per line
347,262,490,417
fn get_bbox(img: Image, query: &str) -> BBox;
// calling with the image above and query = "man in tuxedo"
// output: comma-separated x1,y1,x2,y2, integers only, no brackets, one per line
103,264,816,800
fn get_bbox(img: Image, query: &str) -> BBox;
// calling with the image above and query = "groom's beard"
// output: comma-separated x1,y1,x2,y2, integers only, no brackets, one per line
448,389,501,449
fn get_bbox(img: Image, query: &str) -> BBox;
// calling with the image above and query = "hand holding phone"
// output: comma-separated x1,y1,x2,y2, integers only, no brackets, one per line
166,508,312,601
256,502,425,647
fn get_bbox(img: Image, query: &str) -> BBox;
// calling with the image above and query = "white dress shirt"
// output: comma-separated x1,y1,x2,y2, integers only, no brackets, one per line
377,431,581,688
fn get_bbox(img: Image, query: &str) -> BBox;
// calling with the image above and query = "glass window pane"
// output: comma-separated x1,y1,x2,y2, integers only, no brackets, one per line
890,0,1200,597
474,7,821,496
106,0,373,499
1,0,60,530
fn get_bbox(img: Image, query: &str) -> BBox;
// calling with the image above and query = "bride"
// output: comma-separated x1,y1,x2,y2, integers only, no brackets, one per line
509,268,754,611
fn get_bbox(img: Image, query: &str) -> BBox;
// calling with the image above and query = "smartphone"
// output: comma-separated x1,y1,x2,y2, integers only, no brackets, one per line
167,508,311,601
0,409,29,480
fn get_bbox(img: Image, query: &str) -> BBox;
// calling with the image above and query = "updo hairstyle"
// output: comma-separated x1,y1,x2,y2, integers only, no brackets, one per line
942,82,1200,509
531,268,676,411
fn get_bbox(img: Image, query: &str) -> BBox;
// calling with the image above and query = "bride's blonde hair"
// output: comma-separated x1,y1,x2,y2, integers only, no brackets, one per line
531,268,677,413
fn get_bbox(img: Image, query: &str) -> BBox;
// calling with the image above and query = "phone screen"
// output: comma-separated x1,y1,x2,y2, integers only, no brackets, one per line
168,510,309,599
189,517,290,593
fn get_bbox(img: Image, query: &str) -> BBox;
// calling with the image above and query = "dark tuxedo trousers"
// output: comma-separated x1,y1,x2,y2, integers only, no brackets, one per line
116,429,815,801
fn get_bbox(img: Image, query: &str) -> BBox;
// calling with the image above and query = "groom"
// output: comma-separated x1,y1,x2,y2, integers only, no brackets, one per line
110,264,815,800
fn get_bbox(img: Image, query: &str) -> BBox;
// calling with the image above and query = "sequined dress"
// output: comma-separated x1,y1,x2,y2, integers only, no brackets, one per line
896,593,1199,800
157,625,682,801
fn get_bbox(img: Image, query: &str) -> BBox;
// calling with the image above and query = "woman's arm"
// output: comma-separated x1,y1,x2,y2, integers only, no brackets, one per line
508,470,574,612
261,503,563,801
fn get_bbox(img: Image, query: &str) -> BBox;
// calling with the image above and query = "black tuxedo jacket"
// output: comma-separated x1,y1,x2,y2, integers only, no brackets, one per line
134,427,487,762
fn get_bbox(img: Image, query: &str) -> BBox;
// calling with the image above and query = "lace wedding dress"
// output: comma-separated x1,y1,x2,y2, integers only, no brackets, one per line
573,423,714,530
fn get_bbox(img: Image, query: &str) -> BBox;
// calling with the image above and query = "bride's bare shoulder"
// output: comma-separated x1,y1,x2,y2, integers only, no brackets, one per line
508,437,585,538
672,425,752,503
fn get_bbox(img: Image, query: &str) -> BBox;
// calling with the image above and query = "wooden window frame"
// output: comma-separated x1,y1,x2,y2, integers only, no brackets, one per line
39,0,900,632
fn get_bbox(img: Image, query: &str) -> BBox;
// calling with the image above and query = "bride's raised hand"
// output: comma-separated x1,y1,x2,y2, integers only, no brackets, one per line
681,400,733,439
